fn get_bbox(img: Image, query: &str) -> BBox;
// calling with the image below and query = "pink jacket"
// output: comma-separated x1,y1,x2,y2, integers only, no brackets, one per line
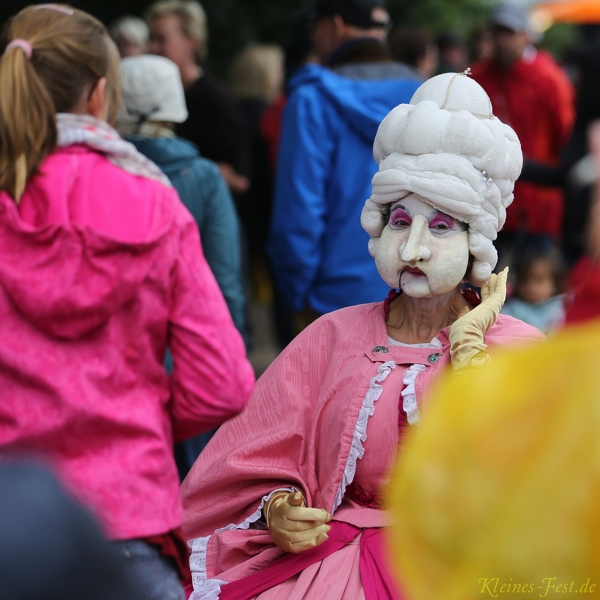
0,146,255,539
181,302,543,597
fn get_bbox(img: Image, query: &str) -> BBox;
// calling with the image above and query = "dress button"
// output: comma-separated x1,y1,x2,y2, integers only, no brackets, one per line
372,345,389,354
427,352,443,364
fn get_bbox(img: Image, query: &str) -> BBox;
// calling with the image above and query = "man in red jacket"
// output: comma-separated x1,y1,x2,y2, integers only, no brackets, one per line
470,2,574,264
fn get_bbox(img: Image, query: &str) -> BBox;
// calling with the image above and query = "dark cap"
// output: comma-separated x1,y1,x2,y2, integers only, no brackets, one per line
309,0,390,29
489,3,529,32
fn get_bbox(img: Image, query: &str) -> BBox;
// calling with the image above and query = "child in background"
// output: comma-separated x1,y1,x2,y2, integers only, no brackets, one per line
501,249,567,333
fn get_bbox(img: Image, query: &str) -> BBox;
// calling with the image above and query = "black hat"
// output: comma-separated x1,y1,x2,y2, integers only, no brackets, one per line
309,0,390,29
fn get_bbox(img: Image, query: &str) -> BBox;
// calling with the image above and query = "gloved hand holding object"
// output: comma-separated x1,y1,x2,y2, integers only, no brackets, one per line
449,267,509,372
264,490,332,553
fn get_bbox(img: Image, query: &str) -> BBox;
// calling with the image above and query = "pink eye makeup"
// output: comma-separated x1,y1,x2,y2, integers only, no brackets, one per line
388,204,465,233
389,207,411,228
429,213,456,230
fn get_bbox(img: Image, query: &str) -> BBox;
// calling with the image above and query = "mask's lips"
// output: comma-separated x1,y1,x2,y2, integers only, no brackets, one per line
403,266,425,275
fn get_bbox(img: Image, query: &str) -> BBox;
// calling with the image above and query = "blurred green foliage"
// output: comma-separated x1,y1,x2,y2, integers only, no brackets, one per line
388,0,494,40
538,22,580,63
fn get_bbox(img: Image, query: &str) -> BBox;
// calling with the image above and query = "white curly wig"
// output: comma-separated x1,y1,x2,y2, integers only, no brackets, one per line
361,72,523,286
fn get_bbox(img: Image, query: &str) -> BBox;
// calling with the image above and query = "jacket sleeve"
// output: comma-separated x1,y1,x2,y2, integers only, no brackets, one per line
542,58,575,156
196,161,249,347
181,318,334,541
167,202,255,442
267,86,335,312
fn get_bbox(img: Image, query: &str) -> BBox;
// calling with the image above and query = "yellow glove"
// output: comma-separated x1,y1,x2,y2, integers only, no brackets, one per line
449,267,508,372
264,491,332,553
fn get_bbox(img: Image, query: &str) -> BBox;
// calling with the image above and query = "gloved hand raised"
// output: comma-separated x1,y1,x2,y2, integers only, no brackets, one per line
263,491,332,553
449,267,509,372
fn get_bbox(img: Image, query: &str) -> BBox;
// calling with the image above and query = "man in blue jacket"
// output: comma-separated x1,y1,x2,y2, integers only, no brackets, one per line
268,0,422,332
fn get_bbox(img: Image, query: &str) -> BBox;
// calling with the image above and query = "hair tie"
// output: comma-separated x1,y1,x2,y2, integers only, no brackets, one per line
5,39,33,59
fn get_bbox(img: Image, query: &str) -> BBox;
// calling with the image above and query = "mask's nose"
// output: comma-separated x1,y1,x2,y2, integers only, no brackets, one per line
400,215,432,263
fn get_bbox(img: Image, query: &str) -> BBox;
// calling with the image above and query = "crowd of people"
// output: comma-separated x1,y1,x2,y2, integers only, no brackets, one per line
105,0,594,349
1,0,600,599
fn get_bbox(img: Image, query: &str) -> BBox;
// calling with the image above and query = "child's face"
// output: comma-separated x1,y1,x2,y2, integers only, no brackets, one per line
519,261,556,305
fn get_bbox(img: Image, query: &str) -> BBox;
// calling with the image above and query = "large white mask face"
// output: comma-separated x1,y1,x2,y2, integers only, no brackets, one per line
374,194,470,298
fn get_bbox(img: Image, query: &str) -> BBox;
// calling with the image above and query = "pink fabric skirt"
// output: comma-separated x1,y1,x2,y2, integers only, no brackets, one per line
212,521,403,600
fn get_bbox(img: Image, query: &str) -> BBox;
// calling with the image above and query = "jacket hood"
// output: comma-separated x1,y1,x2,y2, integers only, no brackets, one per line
126,136,199,181
0,147,176,340
288,63,422,144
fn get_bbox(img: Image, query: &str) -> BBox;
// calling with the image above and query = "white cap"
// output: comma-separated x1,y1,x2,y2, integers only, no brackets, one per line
120,54,188,124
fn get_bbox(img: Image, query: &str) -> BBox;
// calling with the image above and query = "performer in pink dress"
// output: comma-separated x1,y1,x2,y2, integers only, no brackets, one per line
181,72,545,600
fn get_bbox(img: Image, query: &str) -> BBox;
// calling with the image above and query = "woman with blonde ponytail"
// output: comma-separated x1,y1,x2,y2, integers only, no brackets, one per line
0,4,121,200
0,5,254,599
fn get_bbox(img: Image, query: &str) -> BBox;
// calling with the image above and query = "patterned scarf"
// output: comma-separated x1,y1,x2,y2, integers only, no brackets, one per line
56,113,172,187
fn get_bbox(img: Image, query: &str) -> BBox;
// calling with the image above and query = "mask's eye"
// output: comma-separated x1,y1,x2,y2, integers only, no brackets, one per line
389,208,411,229
429,213,456,232
432,222,450,231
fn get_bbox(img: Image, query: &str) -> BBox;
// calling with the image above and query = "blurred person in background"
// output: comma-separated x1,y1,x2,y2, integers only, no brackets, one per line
119,54,250,478
469,26,494,63
470,2,575,266
259,29,320,349
260,29,319,174
389,27,438,79
500,248,566,334
146,0,251,195
267,0,422,335
109,15,149,57
566,122,600,325
519,38,600,267
0,462,144,600
229,43,285,307
0,5,254,599
436,31,468,73
146,0,254,348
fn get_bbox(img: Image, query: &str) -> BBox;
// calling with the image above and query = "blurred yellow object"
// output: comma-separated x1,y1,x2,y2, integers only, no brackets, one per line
385,318,600,599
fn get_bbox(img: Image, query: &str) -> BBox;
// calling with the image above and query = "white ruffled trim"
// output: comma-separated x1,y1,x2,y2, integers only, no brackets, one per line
402,364,426,425
332,360,396,513
189,577,226,600
189,487,297,599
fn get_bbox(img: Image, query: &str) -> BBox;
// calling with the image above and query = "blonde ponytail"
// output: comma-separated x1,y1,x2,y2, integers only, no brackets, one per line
0,5,121,202
0,44,56,201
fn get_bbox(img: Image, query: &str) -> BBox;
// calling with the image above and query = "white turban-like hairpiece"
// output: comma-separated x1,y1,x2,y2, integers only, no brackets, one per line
361,72,523,286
